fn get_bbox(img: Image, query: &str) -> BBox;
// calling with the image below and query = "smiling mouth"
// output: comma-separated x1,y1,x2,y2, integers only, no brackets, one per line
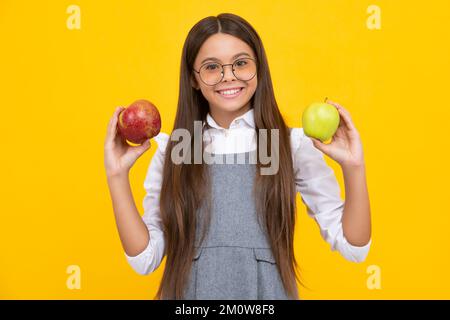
215,87,244,98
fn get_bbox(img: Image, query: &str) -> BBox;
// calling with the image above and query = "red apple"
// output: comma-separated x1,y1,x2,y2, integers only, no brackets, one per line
117,99,161,144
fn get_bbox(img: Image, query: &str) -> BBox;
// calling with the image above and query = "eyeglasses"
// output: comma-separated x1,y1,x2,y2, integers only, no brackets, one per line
193,57,257,86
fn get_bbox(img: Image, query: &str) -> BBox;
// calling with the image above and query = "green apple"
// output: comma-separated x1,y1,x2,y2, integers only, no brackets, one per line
302,102,340,142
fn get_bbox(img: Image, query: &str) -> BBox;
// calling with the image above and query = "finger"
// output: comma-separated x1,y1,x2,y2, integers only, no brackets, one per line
113,128,127,149
125,140,152,164
135,140,151,155
335,103,353,123
328,100,353,124
334,107,352,131
106,107,122,137
336,107,356,131
325,97,336,105
327,100,356,131
106,107,125,145
310,137,330,154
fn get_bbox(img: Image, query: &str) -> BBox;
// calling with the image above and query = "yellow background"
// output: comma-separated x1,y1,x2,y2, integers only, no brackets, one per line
1,0,449,299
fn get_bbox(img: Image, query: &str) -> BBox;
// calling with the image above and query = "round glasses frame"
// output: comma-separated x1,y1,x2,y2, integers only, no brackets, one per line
192,57,257,86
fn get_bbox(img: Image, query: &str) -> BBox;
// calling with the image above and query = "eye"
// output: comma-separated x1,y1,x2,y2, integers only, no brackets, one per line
205,63,220,71
235,59,248,67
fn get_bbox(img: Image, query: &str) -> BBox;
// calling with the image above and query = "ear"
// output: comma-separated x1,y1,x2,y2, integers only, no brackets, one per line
190,74,200,91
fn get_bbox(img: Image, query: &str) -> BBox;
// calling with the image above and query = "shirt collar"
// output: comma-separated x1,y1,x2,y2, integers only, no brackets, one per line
204,107,255,130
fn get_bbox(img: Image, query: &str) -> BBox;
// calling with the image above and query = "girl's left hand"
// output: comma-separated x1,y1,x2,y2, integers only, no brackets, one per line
309,99,365,169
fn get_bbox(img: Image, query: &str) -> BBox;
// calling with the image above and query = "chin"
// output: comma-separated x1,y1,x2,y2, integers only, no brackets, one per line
216,101,249,113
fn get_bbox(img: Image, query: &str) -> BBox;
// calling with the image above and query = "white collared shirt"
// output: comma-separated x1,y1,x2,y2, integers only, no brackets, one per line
125,108,372,275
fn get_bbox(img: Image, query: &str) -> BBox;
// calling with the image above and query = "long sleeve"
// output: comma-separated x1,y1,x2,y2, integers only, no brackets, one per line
124,132,169,275
290,127,371,263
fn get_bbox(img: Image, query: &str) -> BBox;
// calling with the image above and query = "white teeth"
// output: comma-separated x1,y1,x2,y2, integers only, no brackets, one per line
219,88,242,95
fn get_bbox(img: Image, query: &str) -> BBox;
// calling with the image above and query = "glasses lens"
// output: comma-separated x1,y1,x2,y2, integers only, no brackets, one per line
233,58,256,81
199,62,223,85
198,58,257,85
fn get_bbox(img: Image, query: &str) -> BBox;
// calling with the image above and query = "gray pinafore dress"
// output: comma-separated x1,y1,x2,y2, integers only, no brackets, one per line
182,150,298,300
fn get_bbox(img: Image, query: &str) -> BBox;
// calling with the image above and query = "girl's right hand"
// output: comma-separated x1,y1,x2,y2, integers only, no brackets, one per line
104,106,152,178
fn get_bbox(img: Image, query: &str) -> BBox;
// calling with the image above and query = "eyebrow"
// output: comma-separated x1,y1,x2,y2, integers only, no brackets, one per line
200,52,252,65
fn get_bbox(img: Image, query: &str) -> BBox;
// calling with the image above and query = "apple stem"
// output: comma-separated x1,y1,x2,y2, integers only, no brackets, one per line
324,97,328,103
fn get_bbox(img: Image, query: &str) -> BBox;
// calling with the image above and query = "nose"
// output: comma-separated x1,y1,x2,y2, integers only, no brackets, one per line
222,64,237,82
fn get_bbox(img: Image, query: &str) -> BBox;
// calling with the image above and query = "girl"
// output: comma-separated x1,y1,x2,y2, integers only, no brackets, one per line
104,13,371,300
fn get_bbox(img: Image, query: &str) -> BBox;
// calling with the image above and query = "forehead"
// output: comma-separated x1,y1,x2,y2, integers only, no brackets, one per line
195,33,255,63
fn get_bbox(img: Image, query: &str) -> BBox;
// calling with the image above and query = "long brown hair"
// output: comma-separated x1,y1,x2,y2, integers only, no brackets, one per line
155,13,300,300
